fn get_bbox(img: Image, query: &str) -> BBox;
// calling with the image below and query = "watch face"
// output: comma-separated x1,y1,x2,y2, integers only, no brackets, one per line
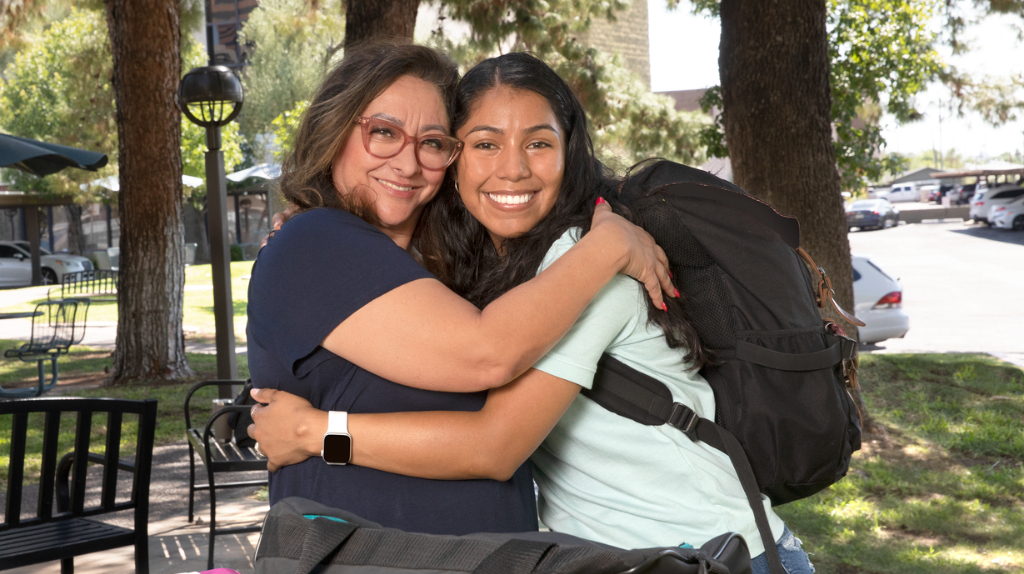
323,434,352,464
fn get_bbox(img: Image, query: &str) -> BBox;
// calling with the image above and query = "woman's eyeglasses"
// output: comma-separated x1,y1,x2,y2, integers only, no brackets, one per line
355,117,463,171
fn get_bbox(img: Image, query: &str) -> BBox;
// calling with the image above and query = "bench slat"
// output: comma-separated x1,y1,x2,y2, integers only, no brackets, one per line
0,519,135,568
71,411,93,515
101,411,122,510
4,413,27,527
186,429,268,472
0,518,120,550
36,412,61,520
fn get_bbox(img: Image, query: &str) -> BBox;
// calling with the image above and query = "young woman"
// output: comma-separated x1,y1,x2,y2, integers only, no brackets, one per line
246,43,673,537
250,52,815,574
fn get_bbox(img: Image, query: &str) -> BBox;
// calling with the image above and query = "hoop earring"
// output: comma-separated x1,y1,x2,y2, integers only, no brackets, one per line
454,181,459,194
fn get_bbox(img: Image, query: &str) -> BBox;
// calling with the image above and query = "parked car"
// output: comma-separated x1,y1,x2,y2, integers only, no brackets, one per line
884,183,921,203
948,181,987,205
0,241,94,286
969,186,1024,225
852,254,909,345
867,187,890,200
928,184,954,203
846,199,900,231
990,197,1024,231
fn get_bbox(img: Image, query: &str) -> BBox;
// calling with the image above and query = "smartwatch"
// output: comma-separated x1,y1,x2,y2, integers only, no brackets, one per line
321,411,352,465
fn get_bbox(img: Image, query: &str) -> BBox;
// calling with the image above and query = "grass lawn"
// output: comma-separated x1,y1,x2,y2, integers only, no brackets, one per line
776,353,1024,573
0,261,256,344
0,352,1021,572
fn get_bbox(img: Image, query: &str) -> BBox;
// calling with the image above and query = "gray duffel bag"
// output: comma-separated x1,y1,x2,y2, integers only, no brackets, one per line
254,497,751,574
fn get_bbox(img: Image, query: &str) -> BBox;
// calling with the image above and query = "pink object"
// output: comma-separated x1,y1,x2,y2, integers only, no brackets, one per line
201,570,241,574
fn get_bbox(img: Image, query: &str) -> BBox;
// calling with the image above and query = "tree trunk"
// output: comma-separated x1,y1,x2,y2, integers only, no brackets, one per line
344,0,419,49
104,0,192,383
64,205,86,255
718,0,879,431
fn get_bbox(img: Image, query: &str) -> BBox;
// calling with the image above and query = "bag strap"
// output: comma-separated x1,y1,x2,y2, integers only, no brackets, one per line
472,539,555,574
584,354,785,574
795,247,865,327
734,336,850,371
295,517,359,574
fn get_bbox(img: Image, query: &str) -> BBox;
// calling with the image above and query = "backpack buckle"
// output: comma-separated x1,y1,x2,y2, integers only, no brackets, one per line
667,403,699,436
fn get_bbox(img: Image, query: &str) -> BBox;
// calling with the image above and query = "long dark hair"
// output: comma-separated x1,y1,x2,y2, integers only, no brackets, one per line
419,52,708,367
277,41,459,236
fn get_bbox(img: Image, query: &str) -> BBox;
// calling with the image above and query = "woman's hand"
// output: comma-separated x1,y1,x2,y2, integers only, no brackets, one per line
248,388,327,472
591,199,675,311
260,205,299,248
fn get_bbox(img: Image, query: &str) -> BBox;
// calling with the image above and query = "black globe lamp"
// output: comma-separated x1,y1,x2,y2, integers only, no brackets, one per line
178,66,244,383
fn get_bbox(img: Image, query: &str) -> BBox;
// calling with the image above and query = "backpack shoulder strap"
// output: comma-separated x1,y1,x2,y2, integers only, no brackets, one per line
585,353,786,574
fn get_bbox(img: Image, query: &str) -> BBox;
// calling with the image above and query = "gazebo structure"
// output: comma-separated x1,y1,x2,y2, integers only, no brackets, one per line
0,192,77,284
932,165,1024,185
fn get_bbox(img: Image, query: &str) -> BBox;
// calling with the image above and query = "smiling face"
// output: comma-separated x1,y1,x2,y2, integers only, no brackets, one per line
455,86,565,249
331,75,450,248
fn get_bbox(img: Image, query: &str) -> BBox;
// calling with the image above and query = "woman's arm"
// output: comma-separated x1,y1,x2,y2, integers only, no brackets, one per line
250,370,580,478
322,203,671,392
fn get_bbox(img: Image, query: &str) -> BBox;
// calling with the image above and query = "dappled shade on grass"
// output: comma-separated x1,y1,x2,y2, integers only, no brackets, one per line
777,353,1024,573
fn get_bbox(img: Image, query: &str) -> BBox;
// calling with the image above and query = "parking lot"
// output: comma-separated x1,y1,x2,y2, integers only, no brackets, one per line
847,218,1024,363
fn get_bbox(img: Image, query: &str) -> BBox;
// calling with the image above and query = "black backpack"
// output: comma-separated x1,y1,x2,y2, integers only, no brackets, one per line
585,161,863,574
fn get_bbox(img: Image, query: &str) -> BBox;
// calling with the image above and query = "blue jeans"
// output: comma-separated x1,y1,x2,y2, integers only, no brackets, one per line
751,527,815,574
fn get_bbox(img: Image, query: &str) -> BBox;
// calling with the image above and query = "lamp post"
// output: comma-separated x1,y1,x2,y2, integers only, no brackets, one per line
178,66,243,391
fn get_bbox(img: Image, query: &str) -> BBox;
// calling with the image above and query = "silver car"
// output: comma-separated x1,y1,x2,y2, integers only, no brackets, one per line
852,254,909,345
0,241,94,286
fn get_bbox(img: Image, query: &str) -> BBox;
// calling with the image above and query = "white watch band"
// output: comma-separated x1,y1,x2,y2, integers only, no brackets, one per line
327,411,349,434
322,411,351,465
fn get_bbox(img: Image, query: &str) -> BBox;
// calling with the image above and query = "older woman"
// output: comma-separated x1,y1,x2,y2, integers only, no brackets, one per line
250,52,814,574
246,42,672,536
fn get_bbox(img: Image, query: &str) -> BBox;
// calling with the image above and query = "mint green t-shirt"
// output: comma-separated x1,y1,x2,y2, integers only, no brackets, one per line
530,229,786,556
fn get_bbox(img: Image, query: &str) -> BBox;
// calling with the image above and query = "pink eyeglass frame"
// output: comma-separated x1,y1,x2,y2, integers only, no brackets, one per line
355,117,464,171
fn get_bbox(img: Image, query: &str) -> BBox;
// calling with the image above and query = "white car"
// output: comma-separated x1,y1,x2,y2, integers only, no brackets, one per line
969,186,1024,224
0,241,95,287
884,183,920,203
990,197,1024,231
852,254,909,345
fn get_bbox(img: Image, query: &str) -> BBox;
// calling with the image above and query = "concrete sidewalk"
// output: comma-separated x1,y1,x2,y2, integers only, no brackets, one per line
6,500,266,574
0,317,247,355
0,293,247,355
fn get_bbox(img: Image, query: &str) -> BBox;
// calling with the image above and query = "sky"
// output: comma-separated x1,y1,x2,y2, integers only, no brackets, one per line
646,0,1024,162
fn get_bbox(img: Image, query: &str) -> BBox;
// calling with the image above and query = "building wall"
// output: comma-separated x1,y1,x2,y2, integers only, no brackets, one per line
658,88,708,113
580,0,651,89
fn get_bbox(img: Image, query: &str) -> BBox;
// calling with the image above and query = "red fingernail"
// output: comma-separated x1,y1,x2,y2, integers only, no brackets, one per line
596,197,606,205
674,288,680,298
669,271,674,278
661,302,668,312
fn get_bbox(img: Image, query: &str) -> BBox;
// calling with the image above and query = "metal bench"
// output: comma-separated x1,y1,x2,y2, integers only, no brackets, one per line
48,270,119,303
184,379,267,569
0,397,157,573
0,299,90,399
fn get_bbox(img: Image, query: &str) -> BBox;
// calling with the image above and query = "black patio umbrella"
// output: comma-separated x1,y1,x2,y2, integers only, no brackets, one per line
0,133,108,176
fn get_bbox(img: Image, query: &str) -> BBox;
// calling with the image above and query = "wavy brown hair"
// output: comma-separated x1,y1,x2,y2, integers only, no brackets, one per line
277,41,460,235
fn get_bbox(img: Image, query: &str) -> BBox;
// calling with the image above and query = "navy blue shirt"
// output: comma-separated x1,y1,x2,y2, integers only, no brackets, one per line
247,208,538,535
